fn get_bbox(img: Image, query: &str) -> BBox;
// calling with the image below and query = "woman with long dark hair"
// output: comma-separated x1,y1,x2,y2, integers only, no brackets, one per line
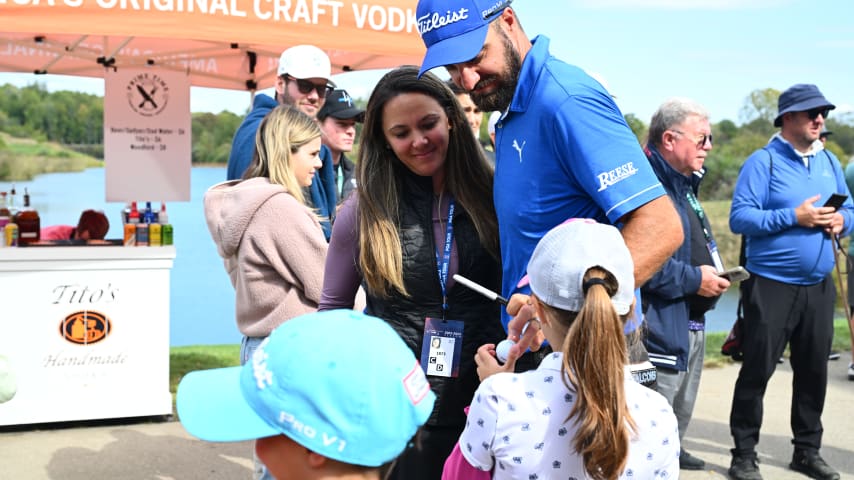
320,66,505,480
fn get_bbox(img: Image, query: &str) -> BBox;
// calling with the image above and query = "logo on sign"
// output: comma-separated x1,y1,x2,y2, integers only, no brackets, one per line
126,73,170,117
59,311,112,345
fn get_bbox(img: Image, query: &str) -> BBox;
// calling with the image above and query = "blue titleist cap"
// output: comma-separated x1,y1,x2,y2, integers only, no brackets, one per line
177,310,435,467
416,0,513,77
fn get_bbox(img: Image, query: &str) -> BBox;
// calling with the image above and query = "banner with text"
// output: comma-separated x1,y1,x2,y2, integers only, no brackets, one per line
104,69,191,202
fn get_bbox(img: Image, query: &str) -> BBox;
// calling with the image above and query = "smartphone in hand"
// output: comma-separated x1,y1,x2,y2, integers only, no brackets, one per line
718,266,750,283
823,193,848,211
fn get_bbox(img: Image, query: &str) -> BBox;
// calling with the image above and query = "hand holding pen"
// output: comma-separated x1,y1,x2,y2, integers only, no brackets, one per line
453,275,544,370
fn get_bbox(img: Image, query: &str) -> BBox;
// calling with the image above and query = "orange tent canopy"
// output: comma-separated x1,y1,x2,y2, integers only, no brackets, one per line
0,0,425,91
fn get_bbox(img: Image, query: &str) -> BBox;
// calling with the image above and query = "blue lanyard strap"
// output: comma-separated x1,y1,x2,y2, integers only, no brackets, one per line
436,198,455,314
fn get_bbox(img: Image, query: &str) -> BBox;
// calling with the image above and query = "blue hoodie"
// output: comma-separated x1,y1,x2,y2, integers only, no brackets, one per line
730,135,854,284
226,93,337,239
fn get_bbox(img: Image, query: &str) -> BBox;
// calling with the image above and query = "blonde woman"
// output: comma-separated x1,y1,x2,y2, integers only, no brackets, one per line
204,104,326,480
206,104,325,357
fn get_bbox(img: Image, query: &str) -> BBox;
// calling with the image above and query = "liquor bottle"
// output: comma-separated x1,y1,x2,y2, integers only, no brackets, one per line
160,202,173,246
0,192,10,230
8,183,16,215
14,188,40,244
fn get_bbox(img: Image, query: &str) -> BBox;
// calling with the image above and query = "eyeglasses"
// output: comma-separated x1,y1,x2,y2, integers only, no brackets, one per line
806,107,830,121
671,130,712,149
285,75,334,98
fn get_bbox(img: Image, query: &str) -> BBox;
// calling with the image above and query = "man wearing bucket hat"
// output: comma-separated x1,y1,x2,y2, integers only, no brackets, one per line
316,88,364,204
177,310,435,480
227,45,338,239
727,84,852,480
415,0,682,370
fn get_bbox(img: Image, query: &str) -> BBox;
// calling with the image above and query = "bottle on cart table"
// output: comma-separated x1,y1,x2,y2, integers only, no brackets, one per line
0,192,10,227
124,202,139,246
4,221,18,247
14,188,40,244
159,202,173,246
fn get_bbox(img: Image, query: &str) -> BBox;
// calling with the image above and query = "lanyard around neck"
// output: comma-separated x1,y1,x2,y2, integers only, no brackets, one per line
436,197,456,315
685,191,713,244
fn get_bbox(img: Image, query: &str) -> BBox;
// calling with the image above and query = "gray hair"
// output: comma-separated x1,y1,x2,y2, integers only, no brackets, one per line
648,98,709,148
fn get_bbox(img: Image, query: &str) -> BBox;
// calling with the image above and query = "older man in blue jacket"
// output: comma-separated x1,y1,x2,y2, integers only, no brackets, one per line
641,98,731,471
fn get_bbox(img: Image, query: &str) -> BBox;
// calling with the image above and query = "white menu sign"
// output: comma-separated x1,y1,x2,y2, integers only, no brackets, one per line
104,69,191,201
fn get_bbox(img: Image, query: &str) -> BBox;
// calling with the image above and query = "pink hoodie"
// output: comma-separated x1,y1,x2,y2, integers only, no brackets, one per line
204,177,327,337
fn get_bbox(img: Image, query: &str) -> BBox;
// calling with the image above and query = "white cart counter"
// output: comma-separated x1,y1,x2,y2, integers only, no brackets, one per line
0,246,175,425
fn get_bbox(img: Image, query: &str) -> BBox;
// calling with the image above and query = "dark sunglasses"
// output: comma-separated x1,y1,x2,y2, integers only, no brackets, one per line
671,130,712,149
806,107,830,121
285,75,334,98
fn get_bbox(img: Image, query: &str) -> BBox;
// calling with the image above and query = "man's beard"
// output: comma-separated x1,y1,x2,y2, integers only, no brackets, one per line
469,30,522,112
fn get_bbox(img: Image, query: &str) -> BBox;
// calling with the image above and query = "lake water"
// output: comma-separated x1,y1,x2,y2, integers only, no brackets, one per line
0,167,740,346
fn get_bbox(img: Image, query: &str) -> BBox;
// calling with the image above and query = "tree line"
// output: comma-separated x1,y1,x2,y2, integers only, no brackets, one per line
0,83,244,165
2,83,852,201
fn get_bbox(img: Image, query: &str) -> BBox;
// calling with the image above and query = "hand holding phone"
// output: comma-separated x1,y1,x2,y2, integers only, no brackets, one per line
718,266,750,283
823,193,848,211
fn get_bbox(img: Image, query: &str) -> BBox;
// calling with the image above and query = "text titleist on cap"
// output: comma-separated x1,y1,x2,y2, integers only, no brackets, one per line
417,8,469,35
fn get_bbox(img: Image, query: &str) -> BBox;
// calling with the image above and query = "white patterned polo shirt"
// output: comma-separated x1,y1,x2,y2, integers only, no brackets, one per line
459,352,679,479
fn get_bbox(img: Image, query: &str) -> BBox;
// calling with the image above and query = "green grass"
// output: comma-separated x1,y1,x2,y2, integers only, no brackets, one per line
703,199,739,270
704,318,853,368
0,133,102,181
169,344,240,407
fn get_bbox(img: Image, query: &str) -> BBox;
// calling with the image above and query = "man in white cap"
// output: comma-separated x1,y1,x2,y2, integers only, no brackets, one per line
226,45,338,239
728,84,851,480
414,0,682,371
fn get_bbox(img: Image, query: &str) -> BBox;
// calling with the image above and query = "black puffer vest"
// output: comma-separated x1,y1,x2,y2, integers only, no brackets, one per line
365,171,504,427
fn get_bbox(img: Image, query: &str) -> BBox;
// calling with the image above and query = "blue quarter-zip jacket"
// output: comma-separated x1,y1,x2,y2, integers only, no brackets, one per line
730,135,853,284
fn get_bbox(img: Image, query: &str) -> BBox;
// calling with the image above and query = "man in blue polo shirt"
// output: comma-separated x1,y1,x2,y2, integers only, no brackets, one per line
416,0,682,368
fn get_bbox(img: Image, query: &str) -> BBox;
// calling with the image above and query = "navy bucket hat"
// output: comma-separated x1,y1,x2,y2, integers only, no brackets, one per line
774,84,835,127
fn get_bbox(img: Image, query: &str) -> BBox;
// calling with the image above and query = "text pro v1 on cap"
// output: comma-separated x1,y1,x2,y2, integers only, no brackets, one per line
417,0,514,77
522,218,635,315
177,310,435,467
278,44,334,83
